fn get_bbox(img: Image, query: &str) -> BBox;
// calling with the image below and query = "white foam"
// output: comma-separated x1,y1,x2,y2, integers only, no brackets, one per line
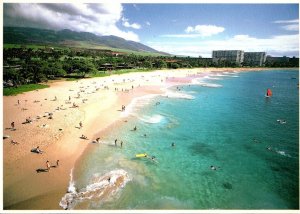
68,168,76,193
276,150,291,158
191,78,223,88
204,75,222,80
162,89,195,99
139,114,164,124
59,169,130,210
121,94,159,118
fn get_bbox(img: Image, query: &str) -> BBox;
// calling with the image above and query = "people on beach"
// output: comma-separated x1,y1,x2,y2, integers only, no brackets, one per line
133,126,137,131
26,117,32,123
56,160,60,167
17,100,20,105
35,146,43,154
115,139,117,146
79,121,83,129
46,160,51,171
121,141,123,148
96,137,100,143
81,134,88,139
10,140,19,145
11,122,15,129
69,96,71,101
121,105,126,111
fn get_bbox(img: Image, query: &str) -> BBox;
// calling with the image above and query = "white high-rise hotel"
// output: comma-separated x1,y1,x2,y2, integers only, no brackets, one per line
212,50,266,66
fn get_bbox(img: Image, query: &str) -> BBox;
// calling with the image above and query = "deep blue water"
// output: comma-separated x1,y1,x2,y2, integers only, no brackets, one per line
72,69,299,209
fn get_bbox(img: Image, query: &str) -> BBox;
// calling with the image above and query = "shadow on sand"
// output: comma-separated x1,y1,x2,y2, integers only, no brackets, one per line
36,168,49,173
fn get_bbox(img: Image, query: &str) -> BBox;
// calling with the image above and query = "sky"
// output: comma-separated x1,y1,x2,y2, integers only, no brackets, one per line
3,2,299,57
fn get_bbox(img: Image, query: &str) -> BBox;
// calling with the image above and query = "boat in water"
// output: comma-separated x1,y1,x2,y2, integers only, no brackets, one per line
265,88,272,98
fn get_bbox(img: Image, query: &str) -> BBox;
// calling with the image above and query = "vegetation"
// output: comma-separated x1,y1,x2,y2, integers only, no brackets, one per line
3,84,49,96
3,28,299,96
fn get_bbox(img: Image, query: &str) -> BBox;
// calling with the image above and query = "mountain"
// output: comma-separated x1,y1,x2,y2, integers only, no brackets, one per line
3,26,167,54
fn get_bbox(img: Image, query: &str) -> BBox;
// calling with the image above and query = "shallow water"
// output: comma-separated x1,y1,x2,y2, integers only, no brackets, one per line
68,69,299,209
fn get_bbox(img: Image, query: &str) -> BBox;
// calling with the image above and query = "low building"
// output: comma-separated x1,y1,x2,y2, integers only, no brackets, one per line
243,52,266,66
212,50,244,66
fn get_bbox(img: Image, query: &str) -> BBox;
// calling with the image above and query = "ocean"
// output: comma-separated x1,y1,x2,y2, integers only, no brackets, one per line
61,69,299,210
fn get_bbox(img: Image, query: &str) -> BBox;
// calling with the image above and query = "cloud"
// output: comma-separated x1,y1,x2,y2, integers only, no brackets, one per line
281,24,299,31
162,24,225,38
122,17,141,29
274,19,299,31
147,34,299,57
146,21,151,26
185,25,225,37
273,19,299,24
4,3,140,41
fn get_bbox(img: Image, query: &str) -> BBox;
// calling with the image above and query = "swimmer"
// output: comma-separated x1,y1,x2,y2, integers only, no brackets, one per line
210,165,217,170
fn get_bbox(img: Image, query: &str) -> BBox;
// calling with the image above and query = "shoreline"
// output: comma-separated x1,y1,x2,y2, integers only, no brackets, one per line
3,67,297,210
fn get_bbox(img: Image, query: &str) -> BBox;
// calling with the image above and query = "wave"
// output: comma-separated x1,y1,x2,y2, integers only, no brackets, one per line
191,79,222,88
204,75,222,80
121,94,159,117
139,114,165,124
162,91,195,100
59,169,130,210
276,150,292,158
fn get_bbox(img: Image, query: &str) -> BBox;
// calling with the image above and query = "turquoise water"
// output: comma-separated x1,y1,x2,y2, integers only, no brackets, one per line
71,69,299,210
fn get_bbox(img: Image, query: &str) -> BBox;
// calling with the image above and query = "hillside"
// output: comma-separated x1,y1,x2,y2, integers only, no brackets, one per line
3,26,167,55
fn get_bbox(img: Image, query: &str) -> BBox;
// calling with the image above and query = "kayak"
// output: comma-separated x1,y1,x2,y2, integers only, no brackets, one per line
136,153,147,158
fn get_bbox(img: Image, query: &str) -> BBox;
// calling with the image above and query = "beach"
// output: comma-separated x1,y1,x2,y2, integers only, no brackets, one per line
3,67,296,210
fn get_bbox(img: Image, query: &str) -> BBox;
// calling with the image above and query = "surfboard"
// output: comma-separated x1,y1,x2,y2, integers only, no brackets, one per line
136,153,147,158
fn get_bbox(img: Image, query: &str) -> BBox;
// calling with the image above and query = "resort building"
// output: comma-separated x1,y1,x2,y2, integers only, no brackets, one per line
212,50,244,66
243,52,267,67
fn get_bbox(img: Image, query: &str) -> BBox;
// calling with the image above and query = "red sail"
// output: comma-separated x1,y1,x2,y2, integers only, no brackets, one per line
266,89,272,97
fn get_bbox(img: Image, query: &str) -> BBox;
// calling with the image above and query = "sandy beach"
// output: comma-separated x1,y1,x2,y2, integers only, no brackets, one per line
3,67,280,210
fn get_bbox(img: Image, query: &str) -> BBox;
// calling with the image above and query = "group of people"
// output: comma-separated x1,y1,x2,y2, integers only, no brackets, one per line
46,160,59,171
114,139,124,147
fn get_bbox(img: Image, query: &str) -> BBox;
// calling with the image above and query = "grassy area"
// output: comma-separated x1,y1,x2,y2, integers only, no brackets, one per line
4,43,68,50
89,68,155,78
65,78,79,81
112,68,154,74
3,84,49,96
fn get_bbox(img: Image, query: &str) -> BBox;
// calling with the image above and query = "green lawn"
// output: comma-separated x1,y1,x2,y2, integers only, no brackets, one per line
3,84,49,96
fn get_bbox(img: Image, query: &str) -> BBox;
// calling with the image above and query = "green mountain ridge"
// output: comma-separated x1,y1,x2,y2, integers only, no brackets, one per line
4,26,168,55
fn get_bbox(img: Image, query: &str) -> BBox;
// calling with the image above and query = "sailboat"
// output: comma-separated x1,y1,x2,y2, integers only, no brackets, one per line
265,88,272,98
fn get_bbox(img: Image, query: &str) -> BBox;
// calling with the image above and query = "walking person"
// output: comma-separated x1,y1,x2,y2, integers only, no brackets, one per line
11,122,15,130
115,139,117,146
46,160,51,171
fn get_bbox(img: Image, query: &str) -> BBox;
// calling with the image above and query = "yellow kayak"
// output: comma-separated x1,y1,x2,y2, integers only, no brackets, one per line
136,153,147,158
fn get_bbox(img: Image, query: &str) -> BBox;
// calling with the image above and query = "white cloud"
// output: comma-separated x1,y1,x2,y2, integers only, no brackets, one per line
146,21,151,26
161,34,207,38
122,17,141,29
4,3,140,41
274,19,299,24
147,34,299,57
281,24,299,31
274,19,299,32
185,25,225,37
